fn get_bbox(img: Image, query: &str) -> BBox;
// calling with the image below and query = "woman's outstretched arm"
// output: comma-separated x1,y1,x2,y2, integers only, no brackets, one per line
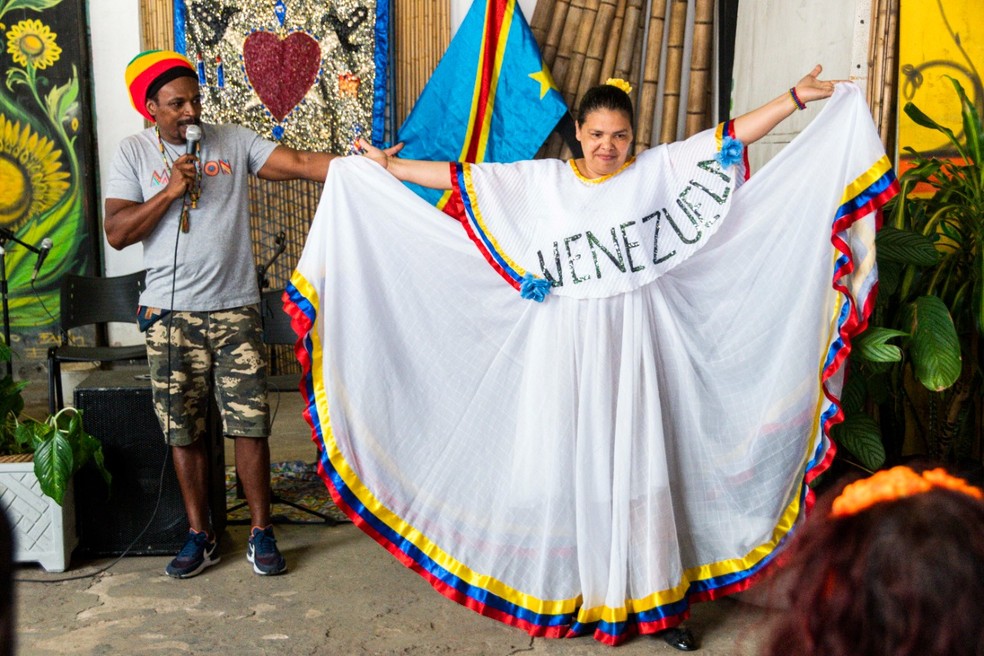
357,138,454,190
731,65,843,145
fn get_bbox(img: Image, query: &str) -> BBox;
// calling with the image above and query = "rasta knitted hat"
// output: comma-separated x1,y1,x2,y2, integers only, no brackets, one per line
125,50,197,122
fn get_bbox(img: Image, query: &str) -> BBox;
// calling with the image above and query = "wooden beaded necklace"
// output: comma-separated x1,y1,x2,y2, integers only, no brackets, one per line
155,125,201,232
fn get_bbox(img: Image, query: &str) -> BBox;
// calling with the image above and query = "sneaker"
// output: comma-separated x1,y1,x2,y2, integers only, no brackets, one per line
165,530,219,578
247,526,287,575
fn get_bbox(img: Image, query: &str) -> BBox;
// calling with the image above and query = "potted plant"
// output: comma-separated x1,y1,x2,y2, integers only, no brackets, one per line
834,76,982,474
0,339,111,571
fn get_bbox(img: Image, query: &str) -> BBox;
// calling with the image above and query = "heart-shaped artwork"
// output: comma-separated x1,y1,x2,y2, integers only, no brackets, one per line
243,30,321,121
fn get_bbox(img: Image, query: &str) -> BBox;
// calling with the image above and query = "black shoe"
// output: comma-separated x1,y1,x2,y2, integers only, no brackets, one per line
247,526,287,575
659,626,698,651
165,530,219,578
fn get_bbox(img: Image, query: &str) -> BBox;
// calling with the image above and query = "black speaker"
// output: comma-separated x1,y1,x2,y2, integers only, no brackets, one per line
73,368,226,556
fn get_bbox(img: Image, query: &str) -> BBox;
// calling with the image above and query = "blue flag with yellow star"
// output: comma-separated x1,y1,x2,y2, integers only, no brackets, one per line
396,0,568,206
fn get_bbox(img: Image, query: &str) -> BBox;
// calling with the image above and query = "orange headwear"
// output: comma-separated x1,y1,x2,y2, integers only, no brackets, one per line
125,50,197,122
831,465,983,517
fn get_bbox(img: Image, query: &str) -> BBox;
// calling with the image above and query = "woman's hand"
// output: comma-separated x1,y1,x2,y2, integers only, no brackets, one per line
793,64,843,104
732,64,847,145
351,138,453,190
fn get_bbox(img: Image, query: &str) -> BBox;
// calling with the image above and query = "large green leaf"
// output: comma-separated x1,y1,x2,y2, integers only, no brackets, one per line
898,158,944,188
946,76,983,167
831,413,886,470
904,102,966,161
908,296,961,391
31,424,74,506
875,226,940,266
853,327,908,363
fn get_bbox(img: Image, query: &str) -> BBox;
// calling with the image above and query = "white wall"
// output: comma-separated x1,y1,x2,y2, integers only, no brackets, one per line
88,0,145,346
731,0,871,171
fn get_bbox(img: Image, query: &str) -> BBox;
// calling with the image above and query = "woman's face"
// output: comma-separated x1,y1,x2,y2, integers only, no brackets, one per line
575,108,633,179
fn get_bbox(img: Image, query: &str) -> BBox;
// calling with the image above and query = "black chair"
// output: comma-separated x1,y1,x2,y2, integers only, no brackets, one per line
260,288,301,392
47,270,147,415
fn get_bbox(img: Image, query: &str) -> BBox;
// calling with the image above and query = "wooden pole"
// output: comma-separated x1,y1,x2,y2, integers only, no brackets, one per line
575,0,619,102
530,0,555,46
410,0,420,117
551,0,588,94
613,0,645,83
879,0,899,152
599,0,628,83
397,0,408,122
635,0,668,150
626,7,646,150
867,0,887,111
562,0,601,106
543,0,572,68
658,0,688,144
684,0,713,136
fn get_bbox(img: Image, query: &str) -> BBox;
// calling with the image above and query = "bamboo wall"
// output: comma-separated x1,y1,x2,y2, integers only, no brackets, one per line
393,2,450,126
531,0,716,157
867,0,899,155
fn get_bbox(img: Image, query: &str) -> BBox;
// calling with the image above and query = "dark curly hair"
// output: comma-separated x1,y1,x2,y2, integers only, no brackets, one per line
764,483,984,656
576,83,634,125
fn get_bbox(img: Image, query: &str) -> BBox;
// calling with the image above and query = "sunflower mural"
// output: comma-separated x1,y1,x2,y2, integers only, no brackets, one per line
0,0,94,367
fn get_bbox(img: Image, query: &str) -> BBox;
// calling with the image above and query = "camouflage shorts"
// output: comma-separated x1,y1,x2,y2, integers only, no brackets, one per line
145,305,270,446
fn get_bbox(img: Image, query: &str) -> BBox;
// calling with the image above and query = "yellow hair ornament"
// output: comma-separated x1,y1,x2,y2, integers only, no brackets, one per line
605,78,633,95
830,466,982,518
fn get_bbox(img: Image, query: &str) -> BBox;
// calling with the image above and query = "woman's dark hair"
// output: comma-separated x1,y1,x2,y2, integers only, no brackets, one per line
764,485,984,656
576,83,634,125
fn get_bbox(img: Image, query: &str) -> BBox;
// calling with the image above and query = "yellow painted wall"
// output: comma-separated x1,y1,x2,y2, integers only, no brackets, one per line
898,1,983,157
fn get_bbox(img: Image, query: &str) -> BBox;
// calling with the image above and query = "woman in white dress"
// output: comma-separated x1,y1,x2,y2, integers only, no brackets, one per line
289,66,897,649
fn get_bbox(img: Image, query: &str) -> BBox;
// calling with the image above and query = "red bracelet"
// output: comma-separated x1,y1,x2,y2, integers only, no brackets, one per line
789,87,806,110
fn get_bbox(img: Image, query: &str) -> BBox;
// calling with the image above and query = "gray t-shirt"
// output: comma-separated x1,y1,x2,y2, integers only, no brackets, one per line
105,124,277,311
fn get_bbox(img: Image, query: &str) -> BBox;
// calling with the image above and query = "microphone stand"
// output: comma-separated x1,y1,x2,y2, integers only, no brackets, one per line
255,230,287,290
0,227,44,378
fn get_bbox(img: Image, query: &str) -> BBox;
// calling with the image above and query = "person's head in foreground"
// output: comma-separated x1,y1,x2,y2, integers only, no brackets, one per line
574,78,635,180
765,465,984,656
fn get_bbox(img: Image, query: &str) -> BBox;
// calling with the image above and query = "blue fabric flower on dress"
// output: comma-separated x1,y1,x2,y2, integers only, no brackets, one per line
715,136,744,169
520,273,552,302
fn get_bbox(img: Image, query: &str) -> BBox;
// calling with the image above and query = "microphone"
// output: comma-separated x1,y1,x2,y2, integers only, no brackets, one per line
32,238,52,283
184,124,202,156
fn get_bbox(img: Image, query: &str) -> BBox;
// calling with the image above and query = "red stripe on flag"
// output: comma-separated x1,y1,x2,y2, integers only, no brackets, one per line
465,0,509,162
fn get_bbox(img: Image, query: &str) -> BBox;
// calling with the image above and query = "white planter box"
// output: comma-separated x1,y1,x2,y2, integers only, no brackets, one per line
0,455,77,572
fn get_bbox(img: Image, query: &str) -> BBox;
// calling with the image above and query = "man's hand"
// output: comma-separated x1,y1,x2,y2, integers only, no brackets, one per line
165,153,198,199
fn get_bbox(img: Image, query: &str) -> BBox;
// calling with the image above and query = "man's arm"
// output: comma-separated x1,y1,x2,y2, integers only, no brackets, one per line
257,142,406,183
104,153,197,250
256,146,337,182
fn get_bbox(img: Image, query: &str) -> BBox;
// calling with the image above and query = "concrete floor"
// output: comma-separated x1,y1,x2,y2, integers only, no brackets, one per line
12,387,775,655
